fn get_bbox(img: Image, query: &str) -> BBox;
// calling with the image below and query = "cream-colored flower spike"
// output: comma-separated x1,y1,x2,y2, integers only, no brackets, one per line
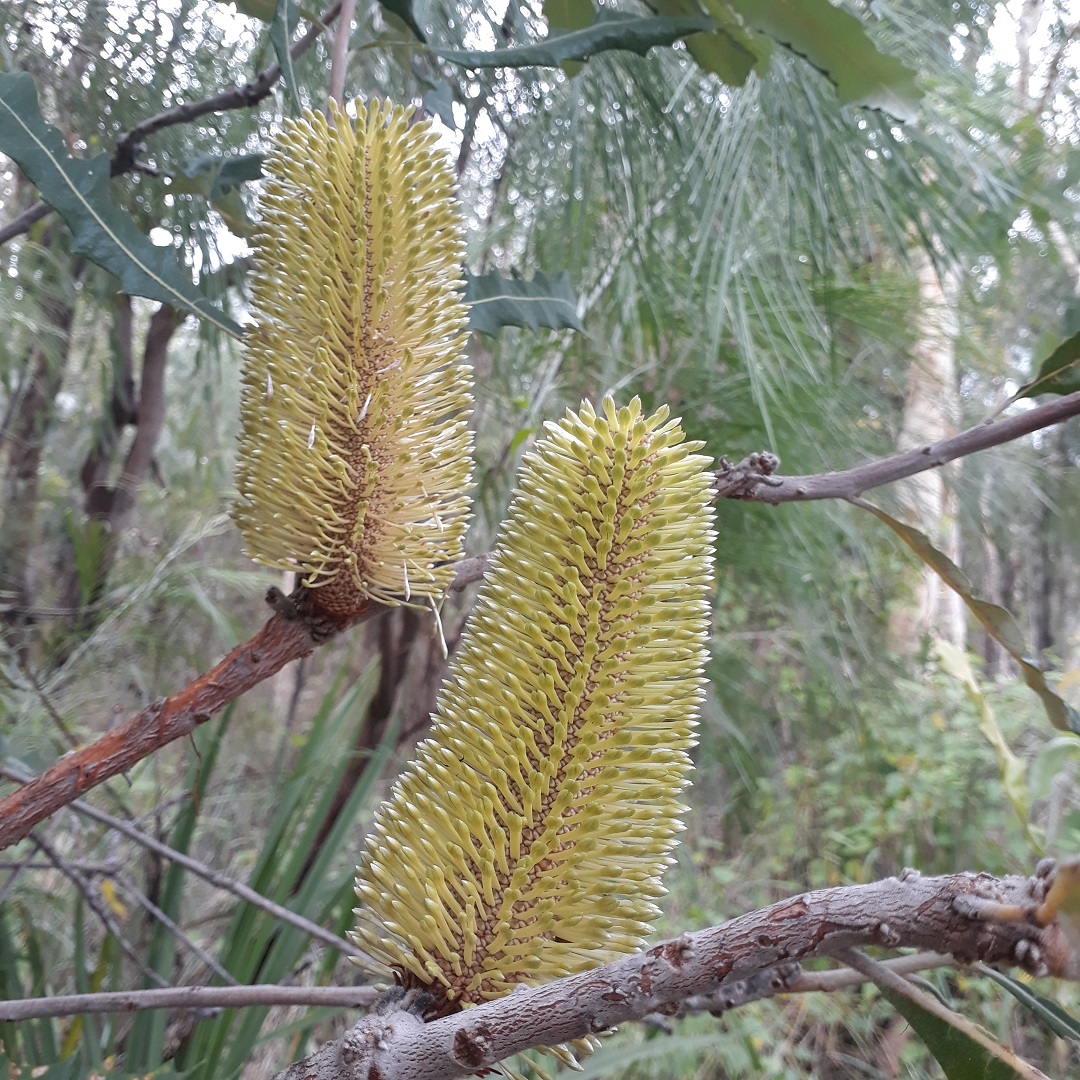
233,100,472,620
353,398,715,1028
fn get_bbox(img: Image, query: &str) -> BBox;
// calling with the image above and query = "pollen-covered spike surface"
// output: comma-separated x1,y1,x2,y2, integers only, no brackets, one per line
232,100,473,618
352,397,715,1016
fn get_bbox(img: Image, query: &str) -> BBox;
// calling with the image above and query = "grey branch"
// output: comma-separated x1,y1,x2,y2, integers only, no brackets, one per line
0,951,953,1025
0,2,344,247
271,865,1078,1080
0,983,380,1022
714,390,1080,505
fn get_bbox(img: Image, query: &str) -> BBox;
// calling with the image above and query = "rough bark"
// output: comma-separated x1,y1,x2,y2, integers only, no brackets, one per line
271,867,1077,1080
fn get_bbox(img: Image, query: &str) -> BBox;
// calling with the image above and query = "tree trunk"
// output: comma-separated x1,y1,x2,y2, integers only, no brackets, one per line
0,288,78,657
52,303,183,659
886,248,965,655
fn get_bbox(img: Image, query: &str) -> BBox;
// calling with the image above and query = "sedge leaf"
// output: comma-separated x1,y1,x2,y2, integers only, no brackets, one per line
0,72,242,338
862,502,1080,735
465,270,582,335
884,989,1047,1079
978,965,1080,1043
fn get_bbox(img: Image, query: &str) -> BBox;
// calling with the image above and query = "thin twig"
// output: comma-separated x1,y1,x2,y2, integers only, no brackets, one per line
0,952,955,1024
0,766,369,962
0,2,344,247
113,875,238,985
0,858,118,873
714,390,1080,505
0,849,34,907
31,833,169,989
0,983,380,1022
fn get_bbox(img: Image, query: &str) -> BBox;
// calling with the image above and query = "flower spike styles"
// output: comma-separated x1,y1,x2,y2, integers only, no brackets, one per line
233,101,473,620
353,398,716,1028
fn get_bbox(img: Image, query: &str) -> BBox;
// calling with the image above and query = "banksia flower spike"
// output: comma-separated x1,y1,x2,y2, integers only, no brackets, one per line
233,101,472,622
353,398,715,1038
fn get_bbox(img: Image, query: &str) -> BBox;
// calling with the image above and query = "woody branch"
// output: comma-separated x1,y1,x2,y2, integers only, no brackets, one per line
1,393,1076,850
271,865,1077,1080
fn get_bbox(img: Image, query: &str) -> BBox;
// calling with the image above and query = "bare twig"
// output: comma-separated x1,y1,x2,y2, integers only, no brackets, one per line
0,858,118,873
0,983,380,1022
0,951,964,1024
448,552,489,592
0,765,367,962
31,833,169,989
0,201,51,247
714,391,1080,505
113,875,238,985
271,864,1078,1080
0,2,344,247
0,848,34,907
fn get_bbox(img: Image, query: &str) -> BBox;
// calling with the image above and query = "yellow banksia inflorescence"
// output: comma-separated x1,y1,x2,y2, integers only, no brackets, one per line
233,100,472,619
352,397,715,1032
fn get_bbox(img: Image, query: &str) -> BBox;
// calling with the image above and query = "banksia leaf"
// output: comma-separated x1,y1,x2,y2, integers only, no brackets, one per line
353,397,715,1021
233,101,472,620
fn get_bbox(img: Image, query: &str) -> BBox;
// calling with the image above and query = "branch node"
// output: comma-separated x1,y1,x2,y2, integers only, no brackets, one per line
713,451,782,499
876,921,901,947
452,1021,494,1069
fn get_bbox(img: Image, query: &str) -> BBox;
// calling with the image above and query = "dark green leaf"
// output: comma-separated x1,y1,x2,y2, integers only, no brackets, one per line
379,0,427,42
1017,328,1080,398
544,0,595,76
861,503,1080,734
724,0,921,121
978,966,1080,1043
0,73,242,337
421,83,457,128
465,270,583,335
434,10,712,69
270,0,303,114
648,0,769,85
883,990,1035,1079
175,153,264,199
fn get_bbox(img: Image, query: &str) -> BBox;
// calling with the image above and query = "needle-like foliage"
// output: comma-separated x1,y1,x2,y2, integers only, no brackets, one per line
353,397,715,1018
233,101,473,619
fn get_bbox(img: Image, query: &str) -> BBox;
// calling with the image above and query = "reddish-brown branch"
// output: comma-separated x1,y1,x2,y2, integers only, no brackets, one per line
0,597,367,850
